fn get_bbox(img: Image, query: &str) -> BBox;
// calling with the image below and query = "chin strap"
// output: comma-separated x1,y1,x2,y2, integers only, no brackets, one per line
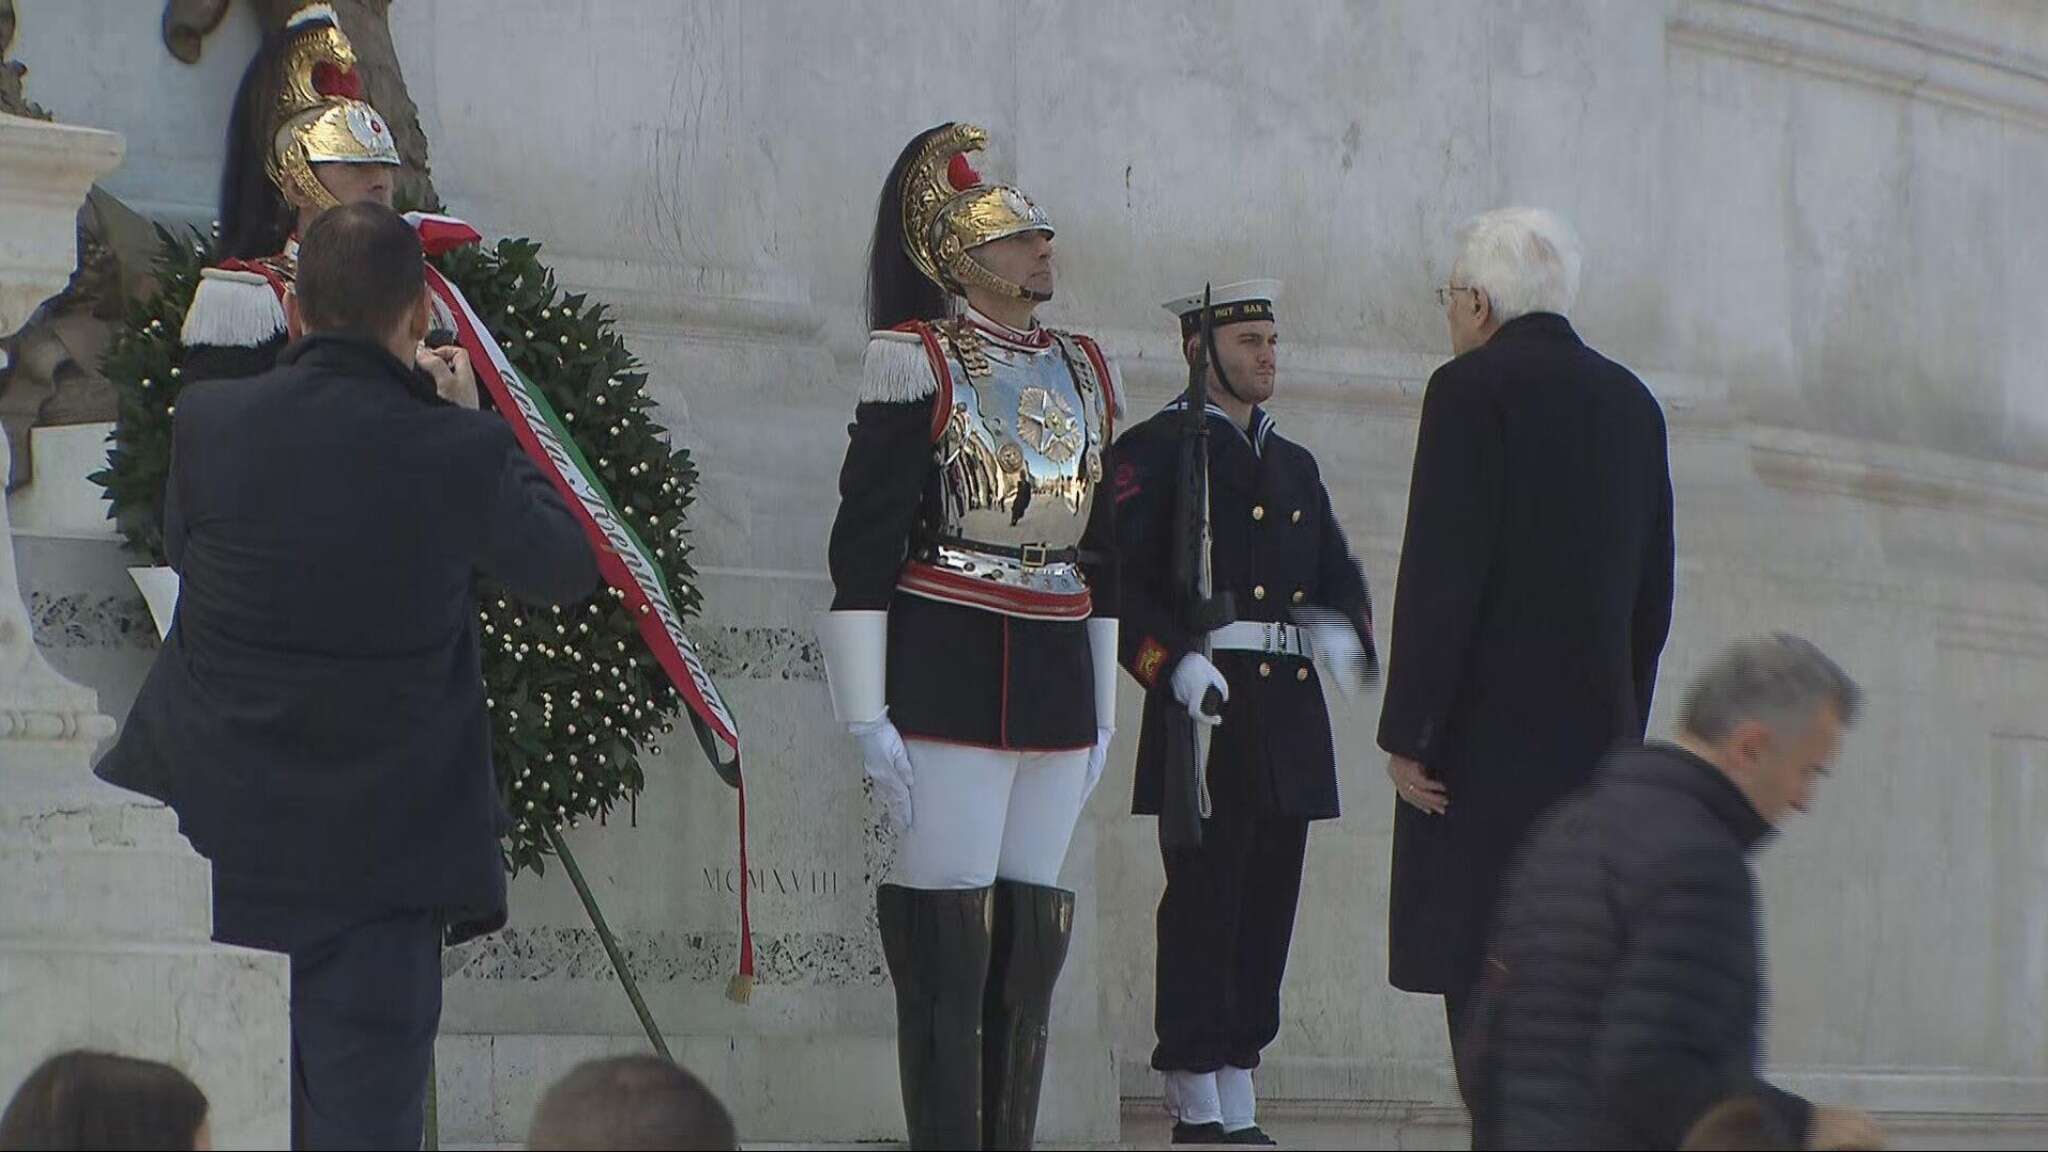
1203,308,1247,403
947,250,1048,304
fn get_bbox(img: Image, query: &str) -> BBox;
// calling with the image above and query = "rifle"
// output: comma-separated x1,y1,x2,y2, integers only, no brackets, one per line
1159,286,1237,850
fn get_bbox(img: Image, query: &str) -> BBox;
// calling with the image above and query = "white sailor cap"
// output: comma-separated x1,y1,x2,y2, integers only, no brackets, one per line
1160,278,1282,337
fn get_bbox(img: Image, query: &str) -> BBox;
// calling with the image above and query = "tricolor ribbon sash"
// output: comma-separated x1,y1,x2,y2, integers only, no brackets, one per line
408,212,755,997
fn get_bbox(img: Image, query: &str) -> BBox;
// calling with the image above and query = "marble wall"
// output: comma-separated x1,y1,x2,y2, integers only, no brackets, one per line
11,0,2048,1141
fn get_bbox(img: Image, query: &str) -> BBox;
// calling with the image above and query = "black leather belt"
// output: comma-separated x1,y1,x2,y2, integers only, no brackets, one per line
932,536,1104,569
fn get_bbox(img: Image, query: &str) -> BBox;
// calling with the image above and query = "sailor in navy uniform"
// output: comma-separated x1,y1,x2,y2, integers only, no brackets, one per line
177,3,405,382
815,123,1123,1150
1106,280,1378,1146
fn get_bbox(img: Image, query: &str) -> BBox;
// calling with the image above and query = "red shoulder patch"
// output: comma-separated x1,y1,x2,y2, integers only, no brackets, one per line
1113,460,1143,504
1134,638,1169,688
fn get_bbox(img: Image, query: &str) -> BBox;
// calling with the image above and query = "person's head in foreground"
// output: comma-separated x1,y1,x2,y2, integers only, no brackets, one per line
0,1050,211,1151
1681,1095,1794,1150
527,1055,738,1151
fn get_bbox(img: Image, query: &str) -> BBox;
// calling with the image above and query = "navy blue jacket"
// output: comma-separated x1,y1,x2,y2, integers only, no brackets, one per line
96,334,598,939
1106,401,1376,820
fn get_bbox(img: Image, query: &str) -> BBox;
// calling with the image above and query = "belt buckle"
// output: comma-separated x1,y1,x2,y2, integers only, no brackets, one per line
1019,543,1050,569
1277,621,1304,657
1265,621,1283,654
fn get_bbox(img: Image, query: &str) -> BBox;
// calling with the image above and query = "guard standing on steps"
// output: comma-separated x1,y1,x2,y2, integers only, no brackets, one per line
178,2,404,384
815,122,1124,1151
1107,280,1379,1147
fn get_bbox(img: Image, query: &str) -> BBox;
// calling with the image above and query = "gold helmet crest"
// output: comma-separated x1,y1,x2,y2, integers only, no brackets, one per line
900,124,1054,302
266,3,399,212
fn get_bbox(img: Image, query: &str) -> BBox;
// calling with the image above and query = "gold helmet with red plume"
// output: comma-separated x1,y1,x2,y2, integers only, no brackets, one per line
266,3,399,212
899,123,1055,302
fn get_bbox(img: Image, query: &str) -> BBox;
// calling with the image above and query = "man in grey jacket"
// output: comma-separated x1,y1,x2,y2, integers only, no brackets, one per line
1474,636,1885,1151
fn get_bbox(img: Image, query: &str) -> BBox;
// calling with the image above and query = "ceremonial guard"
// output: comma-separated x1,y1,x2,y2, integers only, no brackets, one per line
1107,281,1378,1145
815,123,1123,1150
179,3,401,382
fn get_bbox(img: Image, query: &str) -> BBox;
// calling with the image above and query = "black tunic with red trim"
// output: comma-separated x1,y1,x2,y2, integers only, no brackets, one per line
826,316,1120,752
1106,400,1375,819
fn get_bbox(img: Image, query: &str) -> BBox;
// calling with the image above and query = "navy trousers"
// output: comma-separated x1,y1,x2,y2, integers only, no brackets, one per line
1151,810,1311,1072
216,878,442,1150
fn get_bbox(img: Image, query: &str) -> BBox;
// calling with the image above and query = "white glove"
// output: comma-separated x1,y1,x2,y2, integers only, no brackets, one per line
1169,653,1229,726
848,713,915,830
1297,607,1370,697
1084,726,1113,803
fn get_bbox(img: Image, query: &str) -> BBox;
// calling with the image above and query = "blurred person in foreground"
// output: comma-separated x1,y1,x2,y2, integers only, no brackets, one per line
1679,1096,1790,1150
527,1056,737,1151
1471,635,1885,1151
0,1050,211,1150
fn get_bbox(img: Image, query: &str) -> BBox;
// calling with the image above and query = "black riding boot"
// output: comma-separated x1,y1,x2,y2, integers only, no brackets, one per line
981,879,1075,1150
877,883,993,1150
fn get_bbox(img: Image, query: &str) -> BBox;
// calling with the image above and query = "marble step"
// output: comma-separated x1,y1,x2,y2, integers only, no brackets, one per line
431,1028,1120,1148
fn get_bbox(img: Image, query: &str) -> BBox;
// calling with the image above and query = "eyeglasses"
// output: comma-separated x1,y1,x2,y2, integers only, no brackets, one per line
1436,283,1478,307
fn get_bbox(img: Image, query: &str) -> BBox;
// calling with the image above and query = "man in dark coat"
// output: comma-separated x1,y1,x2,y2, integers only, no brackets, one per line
96,204,599,1149
1108,280,1378,1145
1473,635,1884,1152
1376,207,1676,1088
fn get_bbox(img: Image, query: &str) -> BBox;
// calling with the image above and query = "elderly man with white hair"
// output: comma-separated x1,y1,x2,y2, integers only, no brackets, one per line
1376,207,1676,1101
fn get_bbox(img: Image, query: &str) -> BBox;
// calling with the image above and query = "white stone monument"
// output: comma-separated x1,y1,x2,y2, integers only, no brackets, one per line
11,1,2048,1145
0,110,288,1149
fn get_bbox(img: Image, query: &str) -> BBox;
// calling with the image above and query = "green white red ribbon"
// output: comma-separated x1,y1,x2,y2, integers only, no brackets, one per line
409,212,754,996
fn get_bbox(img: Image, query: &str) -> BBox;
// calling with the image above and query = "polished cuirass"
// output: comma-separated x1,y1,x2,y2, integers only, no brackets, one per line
914,319,1109,599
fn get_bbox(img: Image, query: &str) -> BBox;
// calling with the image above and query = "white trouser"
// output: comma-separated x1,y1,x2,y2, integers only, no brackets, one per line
891,739,1091,889
1165,1067,1256,1129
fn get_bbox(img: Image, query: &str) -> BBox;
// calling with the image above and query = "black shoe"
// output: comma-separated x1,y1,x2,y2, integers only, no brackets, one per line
877,884,993,1150
1172,1121,1233,1145
982,880,1075,1151
1224,1125,1279,1146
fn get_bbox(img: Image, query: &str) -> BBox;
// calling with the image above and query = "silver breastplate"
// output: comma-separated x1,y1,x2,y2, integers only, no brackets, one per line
918,323,1107,596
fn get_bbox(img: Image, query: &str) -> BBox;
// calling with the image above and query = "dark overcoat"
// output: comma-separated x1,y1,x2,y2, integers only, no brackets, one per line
97,335,599,939
1377,312,1675,994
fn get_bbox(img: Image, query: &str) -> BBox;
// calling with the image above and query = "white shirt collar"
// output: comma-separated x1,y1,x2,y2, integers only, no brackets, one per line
1161,397,1278,457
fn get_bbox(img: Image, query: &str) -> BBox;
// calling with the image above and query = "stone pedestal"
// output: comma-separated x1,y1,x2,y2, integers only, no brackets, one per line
0,111,289,1149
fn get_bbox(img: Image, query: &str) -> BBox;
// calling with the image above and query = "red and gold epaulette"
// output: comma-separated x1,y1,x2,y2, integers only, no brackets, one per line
180,256,292,348
860,320,955,443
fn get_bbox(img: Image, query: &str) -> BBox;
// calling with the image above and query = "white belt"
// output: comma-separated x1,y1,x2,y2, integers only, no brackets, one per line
1208,620,1312,658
